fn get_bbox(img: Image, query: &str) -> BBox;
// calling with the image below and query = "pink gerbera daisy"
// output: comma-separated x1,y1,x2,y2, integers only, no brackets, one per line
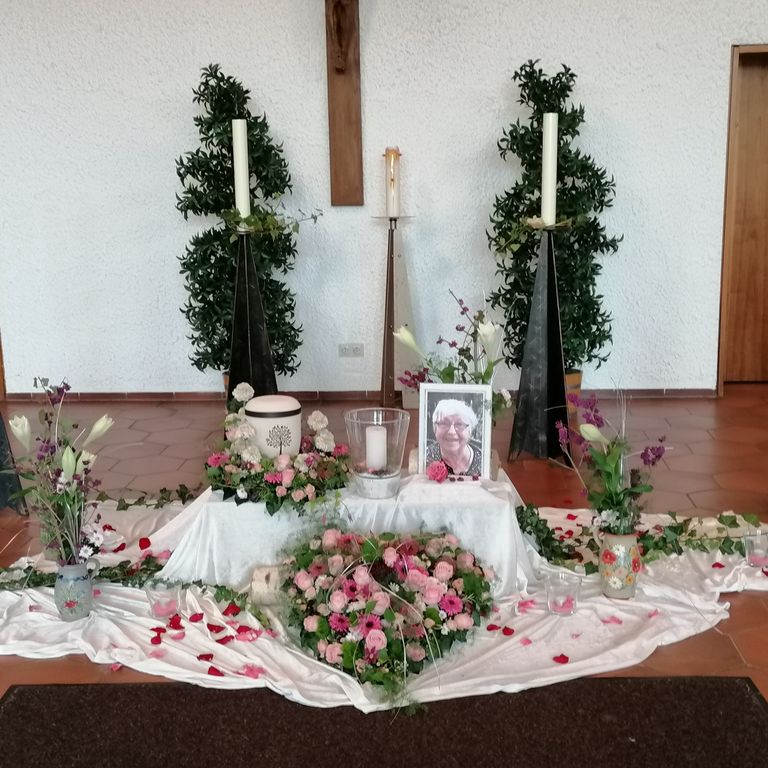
308,561,326,578
439,594,463,616
356,613,382,637
342,579,359,599
329,613,350,633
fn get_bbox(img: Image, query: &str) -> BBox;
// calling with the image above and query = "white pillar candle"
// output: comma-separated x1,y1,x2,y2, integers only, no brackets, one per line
384,147,401,218
541,113,558,226
232,119,251,222
365,425,388,471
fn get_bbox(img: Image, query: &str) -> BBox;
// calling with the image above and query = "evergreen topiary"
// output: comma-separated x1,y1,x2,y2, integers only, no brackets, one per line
489,60,621,372
176,64,302,376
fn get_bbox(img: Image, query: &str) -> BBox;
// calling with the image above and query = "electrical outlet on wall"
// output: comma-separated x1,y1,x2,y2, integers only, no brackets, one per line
338,343,364,358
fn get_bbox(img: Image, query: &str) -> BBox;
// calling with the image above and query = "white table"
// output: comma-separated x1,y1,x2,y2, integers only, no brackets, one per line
159,474,535,595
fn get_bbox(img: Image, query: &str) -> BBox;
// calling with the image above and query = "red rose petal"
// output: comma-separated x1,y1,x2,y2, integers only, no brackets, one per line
486,624,501,632
236,624,260,635
647,609,660,618
763,568,768,577
553,653,569,664
216,635,235,645
207,666,225,677
189,613,204,623
170,631,186,641
520,637,532,646
222,603,241,616
150,626,167,634
502,626,515,636
93,589,102,597
139,537,151,550
167,614,183,631
197,653,214,662
109,662,123,672
601,616,623,625
566,513,578,521
102,523,116,532
206,623,225,633
112,543,126,553
711,562,726,569
150,635,162,645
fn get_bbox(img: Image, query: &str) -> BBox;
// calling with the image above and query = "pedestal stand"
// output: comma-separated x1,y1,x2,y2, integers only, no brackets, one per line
226,233,278,402
380,217,398,407
509,229,568,460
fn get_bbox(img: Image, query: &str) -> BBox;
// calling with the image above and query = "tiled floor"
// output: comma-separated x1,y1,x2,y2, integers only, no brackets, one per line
1,385,767,698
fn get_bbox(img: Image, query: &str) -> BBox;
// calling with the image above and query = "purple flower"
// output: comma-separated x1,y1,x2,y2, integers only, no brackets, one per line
641,444,666,467
455,324,466,332
555,420,570,448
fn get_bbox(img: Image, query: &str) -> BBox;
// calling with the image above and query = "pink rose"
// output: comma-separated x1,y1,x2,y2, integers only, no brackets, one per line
427,460,449,483
275,454,292,471
327,554,344,576
325,642,343,664
405,568,428,591
383,546,398,567
406,644,426,662
304,586,316,599
292,488,305,502
483,566,496,582
328,590,348,613
303,615,320,632
276,486,288,497
423,577,446,606
316,575,333,590
317,603,330,616
322,529,340,551
457,552,475,570
452,578,464,592
364,628,387,652
353,565,371,586
294,570,313,591
454,613,473,630
305,483,316,500
371,591,390,615
445,534,459,546
282,468,296,486
434,561,454,583
317,639,328,653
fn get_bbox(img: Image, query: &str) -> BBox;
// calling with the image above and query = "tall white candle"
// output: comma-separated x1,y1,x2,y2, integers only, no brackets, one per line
365,425,388,471
384,147,401,218
541,113,558,226
232,119,251,222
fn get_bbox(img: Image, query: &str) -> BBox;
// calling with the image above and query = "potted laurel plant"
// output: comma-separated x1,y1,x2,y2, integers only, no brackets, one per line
555,393,665,598
8,379,114,620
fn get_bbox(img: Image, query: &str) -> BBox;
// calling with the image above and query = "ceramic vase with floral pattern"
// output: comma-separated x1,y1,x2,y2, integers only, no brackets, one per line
54,558,99,621
598,533,641,599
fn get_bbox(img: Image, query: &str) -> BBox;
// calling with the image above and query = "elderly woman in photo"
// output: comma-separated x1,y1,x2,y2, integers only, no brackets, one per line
425,399,482,476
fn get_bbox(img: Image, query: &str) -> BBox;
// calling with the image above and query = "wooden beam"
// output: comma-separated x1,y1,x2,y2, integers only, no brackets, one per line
324,0,364,205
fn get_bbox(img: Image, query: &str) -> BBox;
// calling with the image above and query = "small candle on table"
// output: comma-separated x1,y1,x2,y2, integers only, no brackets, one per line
232,119,251,222
541,112,558,226
384,146,401,219
365,425,387,471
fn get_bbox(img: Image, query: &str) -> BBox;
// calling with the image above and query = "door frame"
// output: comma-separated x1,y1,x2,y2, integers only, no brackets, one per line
718,44,768,395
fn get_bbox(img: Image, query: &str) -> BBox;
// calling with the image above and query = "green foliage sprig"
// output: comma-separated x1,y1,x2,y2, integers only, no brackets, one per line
489,60,622,371
176,63,308,375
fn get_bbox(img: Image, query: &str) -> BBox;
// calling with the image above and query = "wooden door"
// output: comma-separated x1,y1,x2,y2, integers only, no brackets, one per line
721,47,768,385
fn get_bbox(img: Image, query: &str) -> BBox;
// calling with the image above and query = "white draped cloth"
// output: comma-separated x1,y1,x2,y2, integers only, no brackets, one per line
0,480,766,712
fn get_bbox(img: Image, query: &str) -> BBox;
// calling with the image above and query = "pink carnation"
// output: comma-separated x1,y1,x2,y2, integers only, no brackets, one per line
303,615,320,632
427,460,449,483
291,488,305,502
454,613,473,630
207,452,230,468
276,486,288,498
434,561,454,583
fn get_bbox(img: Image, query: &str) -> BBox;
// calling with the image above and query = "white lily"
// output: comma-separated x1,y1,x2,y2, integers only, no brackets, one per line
60,445,77,481
476,320,501,359
579,423,610,445
82,415,114,446
8,415,31,451
393,326,426,360
75,450,97,475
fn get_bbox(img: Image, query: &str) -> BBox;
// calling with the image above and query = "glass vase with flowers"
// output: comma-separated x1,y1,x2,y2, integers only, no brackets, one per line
555,393,666,598
7,378,114,620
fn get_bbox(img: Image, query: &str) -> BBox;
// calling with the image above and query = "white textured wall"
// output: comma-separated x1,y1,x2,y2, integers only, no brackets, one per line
1,0,766,393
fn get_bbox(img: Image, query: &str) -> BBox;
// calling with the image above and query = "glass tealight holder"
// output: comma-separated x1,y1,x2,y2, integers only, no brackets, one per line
144,579,182,619
344,408,410,499
546,572,581,616
744,530,768,568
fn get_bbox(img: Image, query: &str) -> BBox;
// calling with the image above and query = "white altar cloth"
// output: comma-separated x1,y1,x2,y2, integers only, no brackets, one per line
1,497,767,712
158,474,535,596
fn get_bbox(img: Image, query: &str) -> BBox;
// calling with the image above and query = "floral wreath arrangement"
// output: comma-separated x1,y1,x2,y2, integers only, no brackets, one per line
394,290,513,423
282,528,493,696
8,378,115,564
205,383,350,515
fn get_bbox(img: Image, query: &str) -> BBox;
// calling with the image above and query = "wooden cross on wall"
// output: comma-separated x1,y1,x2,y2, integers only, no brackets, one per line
324,0,364,205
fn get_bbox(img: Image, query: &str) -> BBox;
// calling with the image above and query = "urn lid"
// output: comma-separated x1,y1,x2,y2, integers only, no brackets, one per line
245,394,301,418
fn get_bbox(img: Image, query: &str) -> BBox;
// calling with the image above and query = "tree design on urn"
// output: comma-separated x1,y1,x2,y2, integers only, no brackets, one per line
266,425,292,454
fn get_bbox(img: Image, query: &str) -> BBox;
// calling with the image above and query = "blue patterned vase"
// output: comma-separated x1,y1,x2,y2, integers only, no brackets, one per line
54,559,99,621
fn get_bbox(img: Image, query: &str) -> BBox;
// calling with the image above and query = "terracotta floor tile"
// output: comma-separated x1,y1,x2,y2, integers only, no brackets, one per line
115,405,176,420
100,442,171,459
89,427,150,446
712,426,768,444
639,490,693,514
718,593,768,636
687,440,761,457
111,455,183,477
665,453,756,474
650,470,720,494
162,442,219,460
688,489,768,518
730,627,768,670
714,470,768,494
657,427,714,444
132,416,194,432
93,470,137,492
641,629,742,675
144,428,212,446
132,472,205,494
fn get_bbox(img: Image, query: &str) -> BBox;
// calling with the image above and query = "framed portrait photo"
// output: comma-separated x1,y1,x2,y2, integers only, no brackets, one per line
418,383,492,478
